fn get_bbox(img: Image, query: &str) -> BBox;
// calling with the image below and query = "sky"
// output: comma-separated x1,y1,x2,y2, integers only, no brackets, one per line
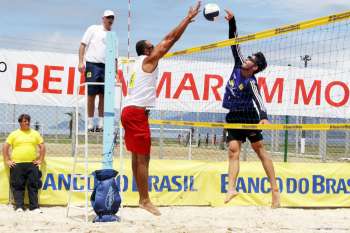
0,0,350,56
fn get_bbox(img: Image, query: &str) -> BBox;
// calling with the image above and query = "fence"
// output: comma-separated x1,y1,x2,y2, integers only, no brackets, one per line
0,102,349,162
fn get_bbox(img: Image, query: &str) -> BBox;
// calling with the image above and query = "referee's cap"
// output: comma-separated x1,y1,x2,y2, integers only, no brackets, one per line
103,10,115,17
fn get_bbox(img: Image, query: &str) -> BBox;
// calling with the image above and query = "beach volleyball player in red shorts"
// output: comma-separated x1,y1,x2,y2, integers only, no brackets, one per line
121,2,201,216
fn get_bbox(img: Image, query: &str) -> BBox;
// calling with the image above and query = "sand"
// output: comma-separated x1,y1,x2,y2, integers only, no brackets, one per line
0,205,349,233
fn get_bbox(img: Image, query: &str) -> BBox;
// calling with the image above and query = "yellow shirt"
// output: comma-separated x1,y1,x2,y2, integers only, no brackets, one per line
6,129,44,163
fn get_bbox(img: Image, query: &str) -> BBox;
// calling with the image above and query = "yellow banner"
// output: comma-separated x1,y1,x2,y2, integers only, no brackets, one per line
0,161,10,203
0,157,350,207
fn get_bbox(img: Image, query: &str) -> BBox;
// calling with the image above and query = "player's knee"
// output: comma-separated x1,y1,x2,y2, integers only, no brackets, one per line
251,141,264,153
228,147,240,160
137,155,150,165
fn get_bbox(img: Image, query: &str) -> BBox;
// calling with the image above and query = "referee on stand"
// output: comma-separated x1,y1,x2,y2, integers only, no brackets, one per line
78,10,116,132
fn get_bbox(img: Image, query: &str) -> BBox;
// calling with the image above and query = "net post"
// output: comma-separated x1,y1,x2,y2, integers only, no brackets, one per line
295,116,300,155
319,118,327,162
102,31,117,169
284,115,289,162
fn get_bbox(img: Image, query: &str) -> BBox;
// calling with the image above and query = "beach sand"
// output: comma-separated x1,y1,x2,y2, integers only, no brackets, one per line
0,204,349,233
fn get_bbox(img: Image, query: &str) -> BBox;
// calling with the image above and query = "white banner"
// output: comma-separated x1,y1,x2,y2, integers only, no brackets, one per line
0,49,349,118
0,49,122,108
156,59,350,118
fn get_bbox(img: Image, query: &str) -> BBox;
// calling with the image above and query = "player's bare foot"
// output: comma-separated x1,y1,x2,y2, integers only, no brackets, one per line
139,200,161,216
224,190,239,204
271,189,281,208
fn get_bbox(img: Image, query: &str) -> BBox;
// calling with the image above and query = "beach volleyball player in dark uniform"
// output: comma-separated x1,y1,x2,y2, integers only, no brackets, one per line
222,9,280,208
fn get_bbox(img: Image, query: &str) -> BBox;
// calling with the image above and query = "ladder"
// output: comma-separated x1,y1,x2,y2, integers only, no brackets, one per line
65,84,103,223
66,31,119,222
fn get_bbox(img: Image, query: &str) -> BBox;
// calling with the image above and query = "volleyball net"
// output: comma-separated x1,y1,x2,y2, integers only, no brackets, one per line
132,10,350,161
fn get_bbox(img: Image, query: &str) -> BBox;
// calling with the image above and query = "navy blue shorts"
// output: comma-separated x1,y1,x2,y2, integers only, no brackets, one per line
225,111,263,143
85,62,105,95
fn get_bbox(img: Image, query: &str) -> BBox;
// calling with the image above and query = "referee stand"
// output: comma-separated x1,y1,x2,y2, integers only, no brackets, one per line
66,31,120,222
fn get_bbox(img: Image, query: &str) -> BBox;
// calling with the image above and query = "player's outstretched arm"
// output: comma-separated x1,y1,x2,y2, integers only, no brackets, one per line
143,1,201,73
225,9,244,68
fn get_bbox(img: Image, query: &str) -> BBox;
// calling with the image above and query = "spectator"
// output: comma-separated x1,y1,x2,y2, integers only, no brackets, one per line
185,132,190,147
34,121,40,131
205,133,209,147
2,114,45,213
198,133,201,147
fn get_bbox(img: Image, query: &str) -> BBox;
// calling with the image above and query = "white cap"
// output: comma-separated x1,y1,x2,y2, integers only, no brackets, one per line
103,10,115,17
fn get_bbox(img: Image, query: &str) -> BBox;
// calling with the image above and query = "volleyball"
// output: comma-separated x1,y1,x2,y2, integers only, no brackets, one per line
203,3,220,21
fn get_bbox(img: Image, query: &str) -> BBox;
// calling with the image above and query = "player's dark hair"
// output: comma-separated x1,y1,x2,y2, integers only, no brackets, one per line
136,40,148,56
253,52,267,73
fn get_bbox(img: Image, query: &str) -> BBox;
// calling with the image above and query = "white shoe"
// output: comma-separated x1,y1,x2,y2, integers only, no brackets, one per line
88,124,94,131
88,117,94,131
15,208,24,213
31,208,43,213
97,117,103,129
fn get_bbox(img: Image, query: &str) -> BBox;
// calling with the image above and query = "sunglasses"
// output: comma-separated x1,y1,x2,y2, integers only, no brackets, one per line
146,45,154,50
247,56,257,65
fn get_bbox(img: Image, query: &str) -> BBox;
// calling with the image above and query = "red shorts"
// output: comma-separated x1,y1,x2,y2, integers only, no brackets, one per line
121,106,151,155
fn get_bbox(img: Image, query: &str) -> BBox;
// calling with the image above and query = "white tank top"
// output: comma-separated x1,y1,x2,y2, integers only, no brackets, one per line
123,55,159,108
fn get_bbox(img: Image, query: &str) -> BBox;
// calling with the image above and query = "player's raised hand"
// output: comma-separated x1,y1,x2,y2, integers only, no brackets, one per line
224,9,234,21
187,1,201,22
